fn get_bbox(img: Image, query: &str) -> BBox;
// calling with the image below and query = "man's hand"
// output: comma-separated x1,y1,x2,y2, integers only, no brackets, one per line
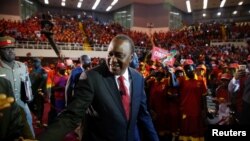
0,94,14,110
38,90,44,96
234,69,246,80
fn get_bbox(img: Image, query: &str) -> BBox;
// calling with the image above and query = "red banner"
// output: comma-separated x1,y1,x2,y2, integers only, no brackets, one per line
151,46,176,67
151,46,169,61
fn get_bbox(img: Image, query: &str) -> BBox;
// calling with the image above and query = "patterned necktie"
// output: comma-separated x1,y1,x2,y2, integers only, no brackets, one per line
118,76,130,120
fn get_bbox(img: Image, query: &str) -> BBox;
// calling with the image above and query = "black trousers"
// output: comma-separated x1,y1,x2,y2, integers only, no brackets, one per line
239,101,250,125
29,93,44,122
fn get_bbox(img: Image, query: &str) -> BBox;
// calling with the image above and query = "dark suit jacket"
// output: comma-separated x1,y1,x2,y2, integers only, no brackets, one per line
0,77,34,140
38,63,159,141
243,75,250,103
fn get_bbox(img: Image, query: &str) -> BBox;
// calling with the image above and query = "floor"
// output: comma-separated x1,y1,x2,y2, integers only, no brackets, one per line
33,102,80,141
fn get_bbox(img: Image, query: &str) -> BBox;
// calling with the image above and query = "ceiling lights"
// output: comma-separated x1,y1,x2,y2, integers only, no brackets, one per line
106,6,112,11
44,0,49,4
238,1,243,6
106,0,119,12
203,0,207,9
92,0,101,10
220,0,226,8
217,12,221,16
77,0,82,8
111,0,118,6
186,0,192,13
61,0,66,7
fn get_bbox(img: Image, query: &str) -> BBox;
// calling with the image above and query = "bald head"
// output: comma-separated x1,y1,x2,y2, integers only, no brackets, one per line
111,34,135,54
80,55,91,69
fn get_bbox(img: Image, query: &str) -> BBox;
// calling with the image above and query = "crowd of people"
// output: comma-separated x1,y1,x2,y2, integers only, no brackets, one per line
0,13,250,141
1,13,250,49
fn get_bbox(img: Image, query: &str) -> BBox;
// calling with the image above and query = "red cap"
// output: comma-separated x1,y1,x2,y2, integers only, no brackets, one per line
150,65,157,70
56,62,66,69
229,63,239,69
183,59,194,66
175,66,184,71
221,64,228,68
220,73,232,80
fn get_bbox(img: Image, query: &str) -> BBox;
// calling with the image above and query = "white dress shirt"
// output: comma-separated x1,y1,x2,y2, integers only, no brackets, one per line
228,77,240,93
115,69,131,96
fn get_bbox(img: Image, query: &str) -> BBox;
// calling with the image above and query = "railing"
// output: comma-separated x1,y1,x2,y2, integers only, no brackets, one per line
15,41,150,52
210,39,246,47
210,39,245,43
16,41,85,51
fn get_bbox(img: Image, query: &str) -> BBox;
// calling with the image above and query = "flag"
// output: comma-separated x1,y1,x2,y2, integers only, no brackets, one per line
151,46,169,61
151,46,177,67
162,50,177,67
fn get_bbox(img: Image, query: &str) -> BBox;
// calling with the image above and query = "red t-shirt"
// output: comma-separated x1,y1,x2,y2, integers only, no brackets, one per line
179,76,207,116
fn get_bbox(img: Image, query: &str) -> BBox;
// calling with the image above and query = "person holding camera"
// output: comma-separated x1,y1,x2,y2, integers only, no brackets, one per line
228,55,250,123
228,55,250,125
240,55,250,125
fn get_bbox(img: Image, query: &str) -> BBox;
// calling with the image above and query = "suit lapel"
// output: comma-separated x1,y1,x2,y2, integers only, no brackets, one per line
129,68,137,121
102,68,125,118
101,64,137,121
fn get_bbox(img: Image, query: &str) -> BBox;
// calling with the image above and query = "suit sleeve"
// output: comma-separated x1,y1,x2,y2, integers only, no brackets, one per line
137,76,159,141
38,72,94,141
0,78,34,140
65,72,73,106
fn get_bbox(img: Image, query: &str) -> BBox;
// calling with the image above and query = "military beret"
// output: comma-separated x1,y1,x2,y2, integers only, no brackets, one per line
0,36,15,48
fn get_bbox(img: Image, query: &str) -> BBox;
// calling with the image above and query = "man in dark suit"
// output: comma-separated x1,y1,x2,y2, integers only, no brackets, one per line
0,77,34,140
239,55,250,125
65,54,92,106
38,34,159,141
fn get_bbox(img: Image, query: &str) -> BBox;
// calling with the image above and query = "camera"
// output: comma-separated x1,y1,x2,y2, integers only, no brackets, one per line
40,13,54,36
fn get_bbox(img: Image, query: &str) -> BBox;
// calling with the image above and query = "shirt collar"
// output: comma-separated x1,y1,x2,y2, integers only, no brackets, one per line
0,59,18,69
81,66,85,71
0,59,6,68
115,68,129,81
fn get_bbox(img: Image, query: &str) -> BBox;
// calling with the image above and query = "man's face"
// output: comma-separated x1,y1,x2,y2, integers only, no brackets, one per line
0,48,15,62
175,70,184,77
184,65,195,79
130,53,139,69
229,68,236,76
81,56,91,69
221,79,230,86
196,69,205,76
58,69,66,75
106,39,132,75
33,61,41,68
